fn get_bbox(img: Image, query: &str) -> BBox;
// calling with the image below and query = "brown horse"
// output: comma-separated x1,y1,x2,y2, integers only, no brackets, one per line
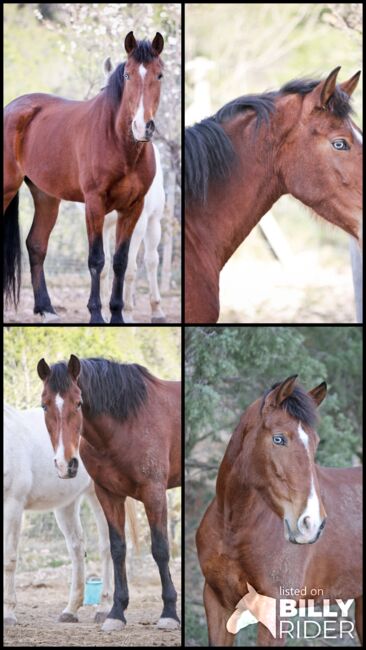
37,355,181,632
196,376,362,646
4,32,164,324
185,67,362,323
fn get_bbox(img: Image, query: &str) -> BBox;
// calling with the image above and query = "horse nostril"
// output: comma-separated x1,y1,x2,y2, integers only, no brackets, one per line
302,516,311,530
146,120,155,135
68,458,78,471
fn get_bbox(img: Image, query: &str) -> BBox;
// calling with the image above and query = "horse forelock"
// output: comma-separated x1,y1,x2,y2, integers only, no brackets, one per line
47,362,72,394
261,383,318,429
131,39,163,64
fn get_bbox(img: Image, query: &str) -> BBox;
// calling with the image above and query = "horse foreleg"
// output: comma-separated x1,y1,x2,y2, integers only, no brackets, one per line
203,581,235,646
93,485,129,632
85,194,106,324
142,484,180,629
101,212,116,321
144,211,166,323
122,214,146,323
25,180,60,321
85,485,113,623
54,499,85,622
4,496,24,625
355,595,363,644
109,201,144,324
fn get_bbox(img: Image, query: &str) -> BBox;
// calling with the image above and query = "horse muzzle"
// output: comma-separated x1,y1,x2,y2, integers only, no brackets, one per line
285,517,327,544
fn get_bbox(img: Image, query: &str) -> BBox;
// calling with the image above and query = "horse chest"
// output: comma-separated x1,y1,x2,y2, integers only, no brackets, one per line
106,171,151,212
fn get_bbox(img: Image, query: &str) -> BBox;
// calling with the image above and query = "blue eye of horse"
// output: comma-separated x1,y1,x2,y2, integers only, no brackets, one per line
332,139,349,150
124,73,130,80
42,404,47,412
273,434,286,445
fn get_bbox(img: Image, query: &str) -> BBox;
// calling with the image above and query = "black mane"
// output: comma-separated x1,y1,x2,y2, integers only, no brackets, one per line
48,358,154,421
185,75,354,206
261,382,318,429
105,39,162,109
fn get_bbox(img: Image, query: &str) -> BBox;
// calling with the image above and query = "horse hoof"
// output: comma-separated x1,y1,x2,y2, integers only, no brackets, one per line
58,612,78,623
4,616,17,626
42,311,60,323
94,611,108,624
109,316,123,324
157,617,180,630
151,316,166,323
102,618,126,632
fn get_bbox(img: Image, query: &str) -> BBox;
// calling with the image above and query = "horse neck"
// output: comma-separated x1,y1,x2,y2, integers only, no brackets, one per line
188,116,283,274
114,96,147,168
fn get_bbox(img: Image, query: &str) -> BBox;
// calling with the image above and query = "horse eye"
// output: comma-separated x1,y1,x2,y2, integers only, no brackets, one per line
124,73,130,80
332,139,349,150
42,404,48,412
273,434,286,445
157,73,163,80
76,401,82,410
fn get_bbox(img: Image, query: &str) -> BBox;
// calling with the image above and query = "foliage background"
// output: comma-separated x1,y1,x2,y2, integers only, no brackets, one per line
4,326,181,575
4,3,181,316
185,3,362,323
185,325,362,646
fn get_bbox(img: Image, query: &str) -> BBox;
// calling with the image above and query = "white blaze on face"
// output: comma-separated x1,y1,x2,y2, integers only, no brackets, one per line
54,393,68,477
296,423,322,541
132,64,147,141
352,125,363,145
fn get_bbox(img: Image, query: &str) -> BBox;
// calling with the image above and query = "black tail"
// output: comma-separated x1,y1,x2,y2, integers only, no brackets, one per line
4,192,21,307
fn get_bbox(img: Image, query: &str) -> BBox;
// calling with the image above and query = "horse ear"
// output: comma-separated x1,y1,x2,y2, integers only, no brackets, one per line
320,67,341,107
152,32,164,55
37,358,51,381
125,31,137,55
339,70,361,98
68,354,81,380
263,375,298,413
308,381,327,407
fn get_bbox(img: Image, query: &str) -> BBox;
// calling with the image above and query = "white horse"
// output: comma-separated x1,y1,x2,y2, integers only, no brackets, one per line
101,57,166,324
4,404,137,626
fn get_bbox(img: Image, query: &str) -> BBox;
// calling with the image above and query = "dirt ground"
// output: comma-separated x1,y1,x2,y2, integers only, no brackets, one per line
4,282,181,324
4,557,181,647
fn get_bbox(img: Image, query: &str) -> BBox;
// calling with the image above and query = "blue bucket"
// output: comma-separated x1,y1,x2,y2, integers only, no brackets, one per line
84,576,103,605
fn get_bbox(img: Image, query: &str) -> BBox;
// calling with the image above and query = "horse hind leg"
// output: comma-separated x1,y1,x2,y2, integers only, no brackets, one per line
25,178,60,321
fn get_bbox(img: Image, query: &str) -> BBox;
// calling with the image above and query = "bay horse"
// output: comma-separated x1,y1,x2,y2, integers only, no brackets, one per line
37,355,181,632
4,32,164,324
185,67,363,323
196,376,362,646
4,403,136,625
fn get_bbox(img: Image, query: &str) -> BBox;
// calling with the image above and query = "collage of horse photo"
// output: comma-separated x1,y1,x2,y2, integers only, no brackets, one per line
3,2,362,649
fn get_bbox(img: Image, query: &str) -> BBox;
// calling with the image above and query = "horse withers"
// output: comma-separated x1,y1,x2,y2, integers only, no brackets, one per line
196,376,362,646
4,32,164,324
37,355,181,632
